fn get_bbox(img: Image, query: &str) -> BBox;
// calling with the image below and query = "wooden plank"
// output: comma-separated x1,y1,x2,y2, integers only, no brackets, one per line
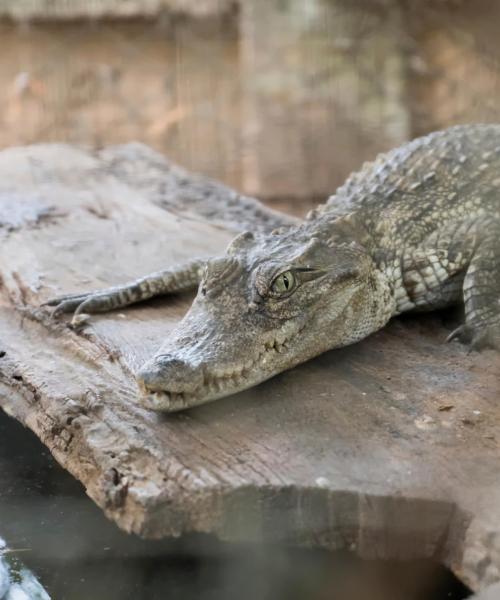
471,582,500,600
0,143,499,593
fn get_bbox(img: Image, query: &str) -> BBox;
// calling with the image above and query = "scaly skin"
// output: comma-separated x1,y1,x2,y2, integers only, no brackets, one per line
46,125,500,411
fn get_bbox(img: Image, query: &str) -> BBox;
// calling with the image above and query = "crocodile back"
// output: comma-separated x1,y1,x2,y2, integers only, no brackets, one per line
324,124,500,222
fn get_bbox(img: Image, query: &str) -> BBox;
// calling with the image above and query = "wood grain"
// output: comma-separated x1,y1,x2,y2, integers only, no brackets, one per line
0,143,499,593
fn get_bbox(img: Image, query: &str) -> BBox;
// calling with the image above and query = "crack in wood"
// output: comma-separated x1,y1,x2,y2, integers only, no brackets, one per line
0,143,497,594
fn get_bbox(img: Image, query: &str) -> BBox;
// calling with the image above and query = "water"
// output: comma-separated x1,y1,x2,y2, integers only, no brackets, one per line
0,410,471,599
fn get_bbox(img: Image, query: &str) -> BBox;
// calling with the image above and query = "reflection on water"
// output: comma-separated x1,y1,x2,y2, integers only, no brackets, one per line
0,411,470,600
0,539,50,600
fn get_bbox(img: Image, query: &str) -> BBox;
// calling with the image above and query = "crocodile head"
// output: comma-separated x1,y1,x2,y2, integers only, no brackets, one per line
137,227,392,411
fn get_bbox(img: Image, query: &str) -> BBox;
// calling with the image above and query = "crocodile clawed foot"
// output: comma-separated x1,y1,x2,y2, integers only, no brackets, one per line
470,322,500,352
447,319,500,352
44,293,91,316
446,323,473,345
43,293,98,331
69,313,92,330
47,301,78,320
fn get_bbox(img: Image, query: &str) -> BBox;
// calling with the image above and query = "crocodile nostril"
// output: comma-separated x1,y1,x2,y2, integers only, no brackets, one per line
136,354,202,394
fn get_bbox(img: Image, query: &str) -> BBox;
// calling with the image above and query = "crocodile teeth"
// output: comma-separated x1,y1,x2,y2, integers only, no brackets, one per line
145,391,171,410
158,328,303,404
144,390,193,412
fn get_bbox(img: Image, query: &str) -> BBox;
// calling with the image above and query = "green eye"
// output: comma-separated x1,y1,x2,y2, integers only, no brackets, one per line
271,270,296,295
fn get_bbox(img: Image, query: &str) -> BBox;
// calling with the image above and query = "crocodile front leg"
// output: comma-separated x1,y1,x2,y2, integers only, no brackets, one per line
448,221,500,350
45,258,205,326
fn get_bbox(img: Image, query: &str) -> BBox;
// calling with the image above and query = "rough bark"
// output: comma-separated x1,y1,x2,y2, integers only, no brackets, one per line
0,144,499,593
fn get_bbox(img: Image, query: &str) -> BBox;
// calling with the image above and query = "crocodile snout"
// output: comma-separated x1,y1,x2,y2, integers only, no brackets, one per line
136,354,203,395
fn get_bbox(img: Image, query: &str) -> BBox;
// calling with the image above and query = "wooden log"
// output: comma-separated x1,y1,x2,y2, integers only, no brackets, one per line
470,582,500,600
0,143,499,593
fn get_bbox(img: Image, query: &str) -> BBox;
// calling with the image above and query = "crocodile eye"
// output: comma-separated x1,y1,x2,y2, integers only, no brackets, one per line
271,270,296,295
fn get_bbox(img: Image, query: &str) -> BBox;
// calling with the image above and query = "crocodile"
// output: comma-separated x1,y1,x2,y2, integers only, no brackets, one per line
46,124,500,412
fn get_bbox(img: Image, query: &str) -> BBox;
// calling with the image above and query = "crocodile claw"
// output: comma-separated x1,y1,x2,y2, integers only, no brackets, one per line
447,320,500,352
446,324,472,344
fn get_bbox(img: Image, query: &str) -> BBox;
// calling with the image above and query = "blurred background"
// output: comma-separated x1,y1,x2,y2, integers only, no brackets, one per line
1,0,499,597
1,0,500,216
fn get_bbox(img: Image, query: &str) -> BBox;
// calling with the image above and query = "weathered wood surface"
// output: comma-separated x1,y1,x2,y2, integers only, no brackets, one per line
471,582,500,600
0,144,499,593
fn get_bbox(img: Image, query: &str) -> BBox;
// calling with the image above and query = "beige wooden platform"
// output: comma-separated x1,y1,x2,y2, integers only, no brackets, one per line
0,144,499,594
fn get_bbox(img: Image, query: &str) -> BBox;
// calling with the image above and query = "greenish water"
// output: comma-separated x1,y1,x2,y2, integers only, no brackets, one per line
0,411,471,600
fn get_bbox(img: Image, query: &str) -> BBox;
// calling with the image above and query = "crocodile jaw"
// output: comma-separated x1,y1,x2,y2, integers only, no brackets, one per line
135,230,394,412
138,321,309,412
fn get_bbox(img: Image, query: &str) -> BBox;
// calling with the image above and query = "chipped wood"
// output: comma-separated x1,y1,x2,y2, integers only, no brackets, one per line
0,143,499,593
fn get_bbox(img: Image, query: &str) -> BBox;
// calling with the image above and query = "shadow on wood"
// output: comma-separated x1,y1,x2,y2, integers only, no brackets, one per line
0,143,498,594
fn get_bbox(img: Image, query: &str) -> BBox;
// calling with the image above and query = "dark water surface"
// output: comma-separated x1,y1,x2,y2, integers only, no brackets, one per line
0,410,471,600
